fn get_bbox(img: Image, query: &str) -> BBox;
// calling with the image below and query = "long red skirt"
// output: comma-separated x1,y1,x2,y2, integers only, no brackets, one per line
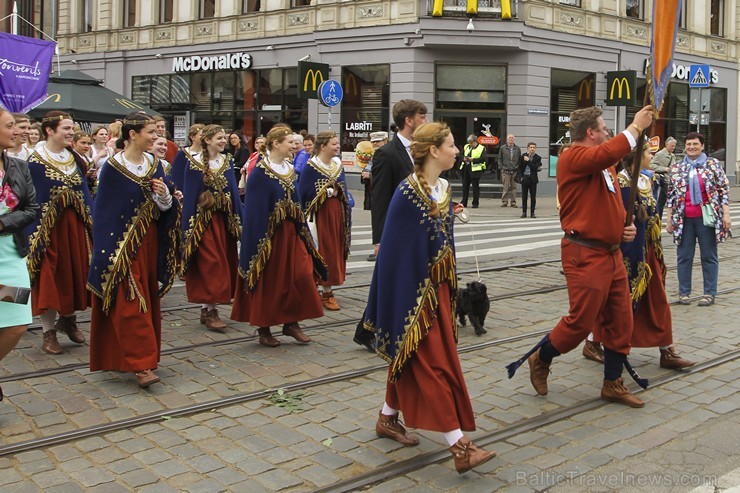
32,208,91,316
630,248,673,348
89,225,161,372
385,283,476,433
230,221,323,327
184,214,238,304
316,197,346,286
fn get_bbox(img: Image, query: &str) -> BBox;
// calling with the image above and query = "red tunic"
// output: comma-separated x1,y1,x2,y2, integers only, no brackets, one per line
316,196,346,286
385,283,476,433
230,221,323,327
32,208,91,316
89,225,161,372
184,214,238,304
630,248,673,348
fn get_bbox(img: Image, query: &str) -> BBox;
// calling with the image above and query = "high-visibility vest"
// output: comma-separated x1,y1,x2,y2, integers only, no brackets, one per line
462,144,486,172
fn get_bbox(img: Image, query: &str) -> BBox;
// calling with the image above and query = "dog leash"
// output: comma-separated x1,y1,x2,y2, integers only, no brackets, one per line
455,205,482,282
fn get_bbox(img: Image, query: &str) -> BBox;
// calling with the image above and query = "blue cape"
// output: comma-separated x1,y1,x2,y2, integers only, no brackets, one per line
237,159,327,290
296,157,352,260
363,177,457,382
87,154,181,313
25,151,94,285
181,153,242,273
618,169,664,310
170,149,199,191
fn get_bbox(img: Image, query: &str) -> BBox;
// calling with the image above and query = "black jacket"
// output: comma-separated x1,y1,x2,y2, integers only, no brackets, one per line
0,154,39,257
370,136,414,245
517,152,543,184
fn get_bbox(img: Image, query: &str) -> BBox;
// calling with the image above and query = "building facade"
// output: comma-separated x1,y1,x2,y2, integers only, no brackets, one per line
7,0,740,188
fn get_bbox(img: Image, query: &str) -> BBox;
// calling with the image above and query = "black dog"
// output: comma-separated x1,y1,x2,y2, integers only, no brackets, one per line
456,281,489,336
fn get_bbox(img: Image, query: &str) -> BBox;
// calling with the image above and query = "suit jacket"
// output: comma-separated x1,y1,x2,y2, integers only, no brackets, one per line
498,144,522,172
517,152,543,184
370,136,413,245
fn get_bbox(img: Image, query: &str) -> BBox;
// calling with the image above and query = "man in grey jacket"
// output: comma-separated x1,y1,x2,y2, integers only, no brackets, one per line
498,134,521,207
649,137,676,218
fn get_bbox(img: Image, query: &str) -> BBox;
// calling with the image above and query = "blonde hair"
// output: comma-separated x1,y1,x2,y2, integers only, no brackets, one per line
108,121,122,139
197,124,226,211
313,131,338,157
262,124,292,155
410,122,450,218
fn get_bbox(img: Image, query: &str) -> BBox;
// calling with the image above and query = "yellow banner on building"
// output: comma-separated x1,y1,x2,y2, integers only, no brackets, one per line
501,0,512,19
467,0,478,15
432,0,444,16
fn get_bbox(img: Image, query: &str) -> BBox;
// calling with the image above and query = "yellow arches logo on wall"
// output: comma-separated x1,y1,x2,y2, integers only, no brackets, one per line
605,70,637,106
432,0,512,19
344,72,359,96
578,79,593,100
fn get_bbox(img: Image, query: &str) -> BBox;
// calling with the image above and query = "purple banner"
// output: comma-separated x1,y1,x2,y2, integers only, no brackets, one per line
0,32,56,113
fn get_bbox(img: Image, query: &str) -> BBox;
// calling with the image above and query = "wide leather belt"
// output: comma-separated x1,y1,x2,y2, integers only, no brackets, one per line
564,233,620,253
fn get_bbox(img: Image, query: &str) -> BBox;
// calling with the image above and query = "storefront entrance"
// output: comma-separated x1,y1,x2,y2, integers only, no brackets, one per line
437,112,505,180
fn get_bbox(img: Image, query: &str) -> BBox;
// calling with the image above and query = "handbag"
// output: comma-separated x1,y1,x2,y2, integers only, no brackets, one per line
513,169,523,184
701,203,717,228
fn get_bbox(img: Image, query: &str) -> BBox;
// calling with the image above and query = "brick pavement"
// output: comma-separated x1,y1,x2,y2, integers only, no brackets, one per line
0,192,738,491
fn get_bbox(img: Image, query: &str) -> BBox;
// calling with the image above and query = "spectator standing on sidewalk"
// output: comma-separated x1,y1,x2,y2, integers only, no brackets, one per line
517,142,542,218
498,134,521,208
649,137,676,219
459,134,486,209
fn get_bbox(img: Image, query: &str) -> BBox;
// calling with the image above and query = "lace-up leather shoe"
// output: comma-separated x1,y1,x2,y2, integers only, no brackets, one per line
528,349,550,395
375,412,419,446
582,340,605,363
659,347,696,370
449,436,496,474
601,378,644,408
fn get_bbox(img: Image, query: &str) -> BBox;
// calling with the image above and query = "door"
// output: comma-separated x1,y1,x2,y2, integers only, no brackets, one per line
437,112,506,179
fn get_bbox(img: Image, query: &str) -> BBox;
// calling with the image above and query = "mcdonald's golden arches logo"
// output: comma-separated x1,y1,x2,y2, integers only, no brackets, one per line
298,61,329,100
344,72,359,96
578,79,593,101
605,70,637,106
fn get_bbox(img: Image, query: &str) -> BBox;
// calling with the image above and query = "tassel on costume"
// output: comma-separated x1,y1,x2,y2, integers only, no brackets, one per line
506,334,550,379
624,359,649,389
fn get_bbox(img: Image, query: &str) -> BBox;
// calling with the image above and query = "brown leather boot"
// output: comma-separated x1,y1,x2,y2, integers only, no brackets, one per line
199,308,208,324
205,309,227,332
375,412,419,446
321,291,341,311
659,346,696,370
528,349,550,396
282,322,311,344
449,436,496,474
601,378,645,408
56,315,85,344
582,340,604,364
135,369,160,388
257,327,280,347
42,330,63,355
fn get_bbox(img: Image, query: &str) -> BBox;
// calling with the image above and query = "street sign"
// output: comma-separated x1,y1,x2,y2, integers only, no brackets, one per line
317,80,343,108
689,64,710,88
605,70,637,106
298,61,329,99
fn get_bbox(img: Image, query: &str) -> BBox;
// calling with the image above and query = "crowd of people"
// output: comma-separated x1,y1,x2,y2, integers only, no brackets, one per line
0,100,732,473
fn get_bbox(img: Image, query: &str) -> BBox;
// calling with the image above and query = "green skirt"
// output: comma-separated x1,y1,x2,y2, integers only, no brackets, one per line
0,235,32,327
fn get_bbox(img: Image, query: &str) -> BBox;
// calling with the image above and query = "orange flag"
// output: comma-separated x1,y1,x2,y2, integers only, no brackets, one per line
650,0,682,112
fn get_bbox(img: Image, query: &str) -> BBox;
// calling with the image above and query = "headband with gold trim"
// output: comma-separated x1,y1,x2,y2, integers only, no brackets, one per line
42,114,72,123
123,117,154,126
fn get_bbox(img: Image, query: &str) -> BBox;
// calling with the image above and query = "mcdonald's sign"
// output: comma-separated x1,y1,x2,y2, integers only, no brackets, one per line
344,72,359,96
298,61,329,100
605,70,637,106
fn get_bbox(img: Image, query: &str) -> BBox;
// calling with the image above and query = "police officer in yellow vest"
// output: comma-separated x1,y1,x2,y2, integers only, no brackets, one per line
460,134,487,208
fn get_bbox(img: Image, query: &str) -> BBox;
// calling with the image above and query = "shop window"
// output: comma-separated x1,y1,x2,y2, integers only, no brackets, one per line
436,65,506,111
341,64,390,154
200,0,215,19
213,72,236,112
80,0,92,32
132,76,152,105
123,0,136,27
258,69,284,110
710,0,724,36
243,0,261,13
160,0,173,23
626,0,642,19
548,69,595,177
291,0,311,6
191,73,212,112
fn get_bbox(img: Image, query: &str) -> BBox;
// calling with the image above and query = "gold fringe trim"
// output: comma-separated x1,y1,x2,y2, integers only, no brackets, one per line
386,246,457,382
181,192,241,274
27,188,93,285
238,199,311,290
305,183,352,261
160,201,182,299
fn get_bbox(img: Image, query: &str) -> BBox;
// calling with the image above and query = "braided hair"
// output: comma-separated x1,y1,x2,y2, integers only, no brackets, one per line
409,122,451,218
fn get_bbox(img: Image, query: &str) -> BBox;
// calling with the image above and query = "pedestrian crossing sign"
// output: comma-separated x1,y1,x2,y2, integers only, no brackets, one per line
689,64,711,88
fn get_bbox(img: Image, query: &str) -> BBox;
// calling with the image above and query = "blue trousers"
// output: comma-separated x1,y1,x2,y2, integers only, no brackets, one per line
676,216,718,296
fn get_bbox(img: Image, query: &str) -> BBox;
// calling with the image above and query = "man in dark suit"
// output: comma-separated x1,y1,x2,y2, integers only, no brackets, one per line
354,100,427,351
517,142,542,218
368,99,428,261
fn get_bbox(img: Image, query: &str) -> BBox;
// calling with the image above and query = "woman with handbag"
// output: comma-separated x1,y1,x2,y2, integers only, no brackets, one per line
0,109,40,402
665,132,731,307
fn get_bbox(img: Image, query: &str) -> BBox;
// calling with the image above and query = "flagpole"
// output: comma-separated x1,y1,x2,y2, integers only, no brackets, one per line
11,1,18,35
623,91,652,227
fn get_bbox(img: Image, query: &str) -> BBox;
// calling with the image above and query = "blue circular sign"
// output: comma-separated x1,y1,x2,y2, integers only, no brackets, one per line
317,80,343,108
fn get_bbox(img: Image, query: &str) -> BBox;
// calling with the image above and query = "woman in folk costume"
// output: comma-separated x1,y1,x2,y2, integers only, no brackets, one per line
181,125,241,331
25,111,94,355
297,131,351,311
613,144,695,369
170,124,204,191
230,125,326,347
362,122,495,474
88,113,180,388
